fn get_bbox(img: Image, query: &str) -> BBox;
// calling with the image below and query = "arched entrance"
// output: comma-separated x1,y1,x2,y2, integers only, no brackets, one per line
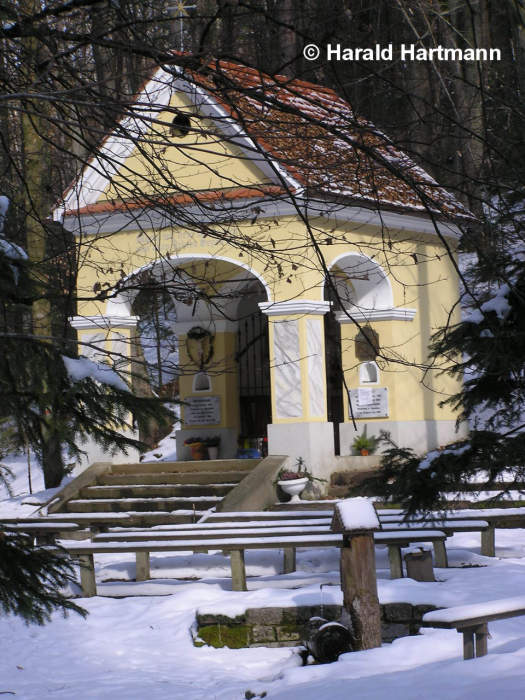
109,255,271,458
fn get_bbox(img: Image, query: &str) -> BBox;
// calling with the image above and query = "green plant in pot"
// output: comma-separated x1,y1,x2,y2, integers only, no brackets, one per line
352,429,378,456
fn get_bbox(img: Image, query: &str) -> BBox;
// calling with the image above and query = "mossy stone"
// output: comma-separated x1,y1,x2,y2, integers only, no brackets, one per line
197,624,250,649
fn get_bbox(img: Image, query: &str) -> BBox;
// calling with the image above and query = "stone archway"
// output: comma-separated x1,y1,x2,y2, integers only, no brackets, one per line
107,255,271,459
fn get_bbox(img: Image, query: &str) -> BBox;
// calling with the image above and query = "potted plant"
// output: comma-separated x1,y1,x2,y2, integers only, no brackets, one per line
273,457,324,503
205,435,220,460
352,429,378,456
184,437,208,460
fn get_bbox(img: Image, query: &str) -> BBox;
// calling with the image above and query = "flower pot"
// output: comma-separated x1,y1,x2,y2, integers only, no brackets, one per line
360,448,369,456
208,445,219,460
277,477,309,503
189,442,208,460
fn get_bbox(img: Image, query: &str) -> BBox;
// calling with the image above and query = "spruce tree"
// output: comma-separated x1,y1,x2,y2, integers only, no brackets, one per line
0,529,87,625
0,197,172,488
366,199,525,513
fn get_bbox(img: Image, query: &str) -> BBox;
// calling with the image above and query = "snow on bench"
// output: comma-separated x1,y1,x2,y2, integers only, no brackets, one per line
63,522,448,596
1,520,81,543
379,507,525,556
422,595,525,659
201,510,333,522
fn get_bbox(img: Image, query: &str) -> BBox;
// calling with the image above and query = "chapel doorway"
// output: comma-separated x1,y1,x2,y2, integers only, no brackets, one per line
236,295,271,448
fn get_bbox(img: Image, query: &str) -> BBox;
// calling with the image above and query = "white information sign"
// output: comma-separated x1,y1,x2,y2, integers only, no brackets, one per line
184,396,221,425
349,388,389,418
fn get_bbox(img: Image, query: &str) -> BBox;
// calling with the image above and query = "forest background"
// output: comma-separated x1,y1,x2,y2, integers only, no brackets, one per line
0,1,524,511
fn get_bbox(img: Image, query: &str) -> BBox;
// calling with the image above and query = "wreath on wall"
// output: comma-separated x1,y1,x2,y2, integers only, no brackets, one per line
186,326,214,369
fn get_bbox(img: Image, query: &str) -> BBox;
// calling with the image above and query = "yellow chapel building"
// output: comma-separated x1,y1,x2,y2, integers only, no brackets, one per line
55,59,468,480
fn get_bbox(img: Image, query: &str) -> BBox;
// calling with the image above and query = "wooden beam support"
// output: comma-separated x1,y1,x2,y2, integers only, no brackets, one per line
433,540,448,568
78,554,97,597
475,623,489,657
136,551,150,581
340,533,382,650
461,628,475,660
283,546,296,574
387,544,403,579
230,549,247,591
481,527,496,557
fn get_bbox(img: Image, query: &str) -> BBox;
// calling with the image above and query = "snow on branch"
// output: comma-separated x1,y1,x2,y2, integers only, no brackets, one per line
62,356,129,392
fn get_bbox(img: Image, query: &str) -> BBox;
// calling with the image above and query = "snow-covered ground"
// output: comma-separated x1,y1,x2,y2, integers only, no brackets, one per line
3,463,525,698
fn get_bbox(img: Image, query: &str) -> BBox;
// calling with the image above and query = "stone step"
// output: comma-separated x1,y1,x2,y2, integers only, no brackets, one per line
79,484,234,499
97,471,248,486
65,496,222,513
110,459,259,475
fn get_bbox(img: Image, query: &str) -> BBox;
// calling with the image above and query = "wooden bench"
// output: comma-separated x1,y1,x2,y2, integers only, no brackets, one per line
422,595,525,659
1,520,80,544
95,525,448,575
64,533,344,596
379,519,489,567
201,510,333,523
378,508,525,556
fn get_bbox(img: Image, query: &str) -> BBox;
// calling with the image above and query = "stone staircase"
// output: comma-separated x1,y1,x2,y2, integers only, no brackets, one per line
48,459,260,527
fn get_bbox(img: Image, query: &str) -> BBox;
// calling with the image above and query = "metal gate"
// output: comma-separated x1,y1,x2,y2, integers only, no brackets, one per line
237,311,271,439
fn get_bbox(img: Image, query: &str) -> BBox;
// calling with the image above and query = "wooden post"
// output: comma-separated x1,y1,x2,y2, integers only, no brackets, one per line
461,628,475,660
339,534,382,649
474,623,489,657
136,551,150,581
78,554,97,597
387,545,403,579
481,527,496,557
332,499,382,651
230,549,247,591
433,540,448,568
283,546,296,574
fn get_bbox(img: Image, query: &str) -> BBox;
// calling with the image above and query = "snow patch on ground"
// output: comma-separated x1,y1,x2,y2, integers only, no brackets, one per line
4,461,525,698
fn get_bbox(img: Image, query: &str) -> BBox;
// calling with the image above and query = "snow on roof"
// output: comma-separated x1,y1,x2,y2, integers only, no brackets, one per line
61,58,468,221
187,59,468,217
333,497,380,532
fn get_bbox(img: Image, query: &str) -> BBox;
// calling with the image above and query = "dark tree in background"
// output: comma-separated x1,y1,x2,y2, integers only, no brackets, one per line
1,0,525,502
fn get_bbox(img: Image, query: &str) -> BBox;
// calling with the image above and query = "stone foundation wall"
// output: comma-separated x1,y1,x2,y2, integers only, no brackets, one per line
194,602,438,649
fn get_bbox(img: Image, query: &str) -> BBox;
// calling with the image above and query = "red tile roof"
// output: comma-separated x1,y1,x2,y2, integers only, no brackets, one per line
186,59,466,217
69,185,285,216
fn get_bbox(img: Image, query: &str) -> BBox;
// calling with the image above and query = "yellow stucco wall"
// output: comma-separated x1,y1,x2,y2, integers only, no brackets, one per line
101,92,271,202
178,330,240,432
73,211,461,429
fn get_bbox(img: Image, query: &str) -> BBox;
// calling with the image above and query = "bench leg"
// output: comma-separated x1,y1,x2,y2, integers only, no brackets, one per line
433,540,448,568
78,554,97,597
230,550,247,591
460,623,488,660
388,545,403,579
283,547,296,574
136,552,150,581
461,628,475,660
475,623,489,657
481,527,496,557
